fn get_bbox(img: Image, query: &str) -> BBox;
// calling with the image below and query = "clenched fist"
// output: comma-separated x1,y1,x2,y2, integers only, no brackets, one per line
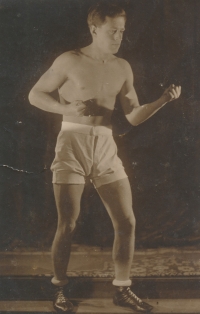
162,84,181,102
63,100,86,116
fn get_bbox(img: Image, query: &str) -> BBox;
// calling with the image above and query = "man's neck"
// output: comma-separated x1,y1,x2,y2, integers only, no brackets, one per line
80,44,114,63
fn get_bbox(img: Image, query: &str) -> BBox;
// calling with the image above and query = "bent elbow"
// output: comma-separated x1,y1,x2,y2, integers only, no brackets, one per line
131,122,140,127
28,89,36,106
125,114,139,127
132,122,139,126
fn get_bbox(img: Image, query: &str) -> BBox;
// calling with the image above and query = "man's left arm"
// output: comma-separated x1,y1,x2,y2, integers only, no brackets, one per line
119,61,181,126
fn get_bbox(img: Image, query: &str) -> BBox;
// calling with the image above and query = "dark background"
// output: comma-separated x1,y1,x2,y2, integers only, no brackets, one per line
0,0,200,250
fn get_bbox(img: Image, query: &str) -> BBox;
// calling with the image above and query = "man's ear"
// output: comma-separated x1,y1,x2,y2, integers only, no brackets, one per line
90,25,97,36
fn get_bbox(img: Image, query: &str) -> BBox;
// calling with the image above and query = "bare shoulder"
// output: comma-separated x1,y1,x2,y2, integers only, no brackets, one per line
51,50,81,71
116,58,133,74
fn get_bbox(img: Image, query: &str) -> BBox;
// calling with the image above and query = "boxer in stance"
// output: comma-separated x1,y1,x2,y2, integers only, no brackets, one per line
29,1,181,312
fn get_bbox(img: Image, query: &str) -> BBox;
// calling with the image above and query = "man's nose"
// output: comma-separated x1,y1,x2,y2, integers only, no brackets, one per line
114,31,123,41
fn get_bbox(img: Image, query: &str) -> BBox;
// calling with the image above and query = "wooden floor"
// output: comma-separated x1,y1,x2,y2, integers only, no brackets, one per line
0,246,199,313
0,299,200,313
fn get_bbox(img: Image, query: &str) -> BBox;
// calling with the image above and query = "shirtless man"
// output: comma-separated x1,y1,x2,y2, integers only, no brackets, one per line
29,1,181,312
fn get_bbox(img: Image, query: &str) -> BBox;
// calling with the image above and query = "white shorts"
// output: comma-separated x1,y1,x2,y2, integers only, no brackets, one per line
51,122,127,188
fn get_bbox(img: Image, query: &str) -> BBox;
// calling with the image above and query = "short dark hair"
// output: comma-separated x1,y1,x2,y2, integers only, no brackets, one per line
87,1,126,27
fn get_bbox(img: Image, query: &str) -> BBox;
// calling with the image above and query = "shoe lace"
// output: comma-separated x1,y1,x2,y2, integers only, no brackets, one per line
124,287,143,305
57,288,67,303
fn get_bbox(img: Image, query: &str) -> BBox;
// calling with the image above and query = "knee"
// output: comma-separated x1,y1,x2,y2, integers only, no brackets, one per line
57,219,76,236
114,214,136,235
125,215,136,233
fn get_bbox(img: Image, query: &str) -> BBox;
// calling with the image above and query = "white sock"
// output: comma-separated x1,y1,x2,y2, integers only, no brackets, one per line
112,279,132,287
51,277,69,287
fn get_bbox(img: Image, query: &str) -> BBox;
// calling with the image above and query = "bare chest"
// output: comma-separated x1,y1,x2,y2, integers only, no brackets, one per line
59,60,125,101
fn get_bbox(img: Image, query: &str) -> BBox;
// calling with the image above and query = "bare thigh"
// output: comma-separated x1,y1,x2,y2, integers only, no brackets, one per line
53,184,85,227
97,178,135,226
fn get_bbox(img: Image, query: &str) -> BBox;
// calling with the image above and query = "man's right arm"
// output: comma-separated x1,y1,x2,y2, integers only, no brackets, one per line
28,53,85,116
119,60,181,126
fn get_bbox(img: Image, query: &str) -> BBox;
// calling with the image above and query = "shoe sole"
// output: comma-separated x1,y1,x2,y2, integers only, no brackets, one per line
113,299,153,313
53,304,74,313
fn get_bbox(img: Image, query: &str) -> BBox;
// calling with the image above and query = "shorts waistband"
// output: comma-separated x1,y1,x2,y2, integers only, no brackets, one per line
61,122,112,136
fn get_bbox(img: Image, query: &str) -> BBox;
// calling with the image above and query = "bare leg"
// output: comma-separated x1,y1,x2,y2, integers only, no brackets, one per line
52,184,85,282
97,178,135,281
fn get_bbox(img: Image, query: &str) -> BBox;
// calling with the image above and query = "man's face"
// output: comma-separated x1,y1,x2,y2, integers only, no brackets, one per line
94,16,125,54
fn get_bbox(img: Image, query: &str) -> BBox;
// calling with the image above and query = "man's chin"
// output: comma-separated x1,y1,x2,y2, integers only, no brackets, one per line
111,45,120,53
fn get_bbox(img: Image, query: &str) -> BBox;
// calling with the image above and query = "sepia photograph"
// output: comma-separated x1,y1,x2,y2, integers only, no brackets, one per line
0,0,200,313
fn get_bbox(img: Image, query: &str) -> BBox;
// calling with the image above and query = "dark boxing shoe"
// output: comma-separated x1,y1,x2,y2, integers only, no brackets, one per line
53,286,74,312
113,286,153,312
